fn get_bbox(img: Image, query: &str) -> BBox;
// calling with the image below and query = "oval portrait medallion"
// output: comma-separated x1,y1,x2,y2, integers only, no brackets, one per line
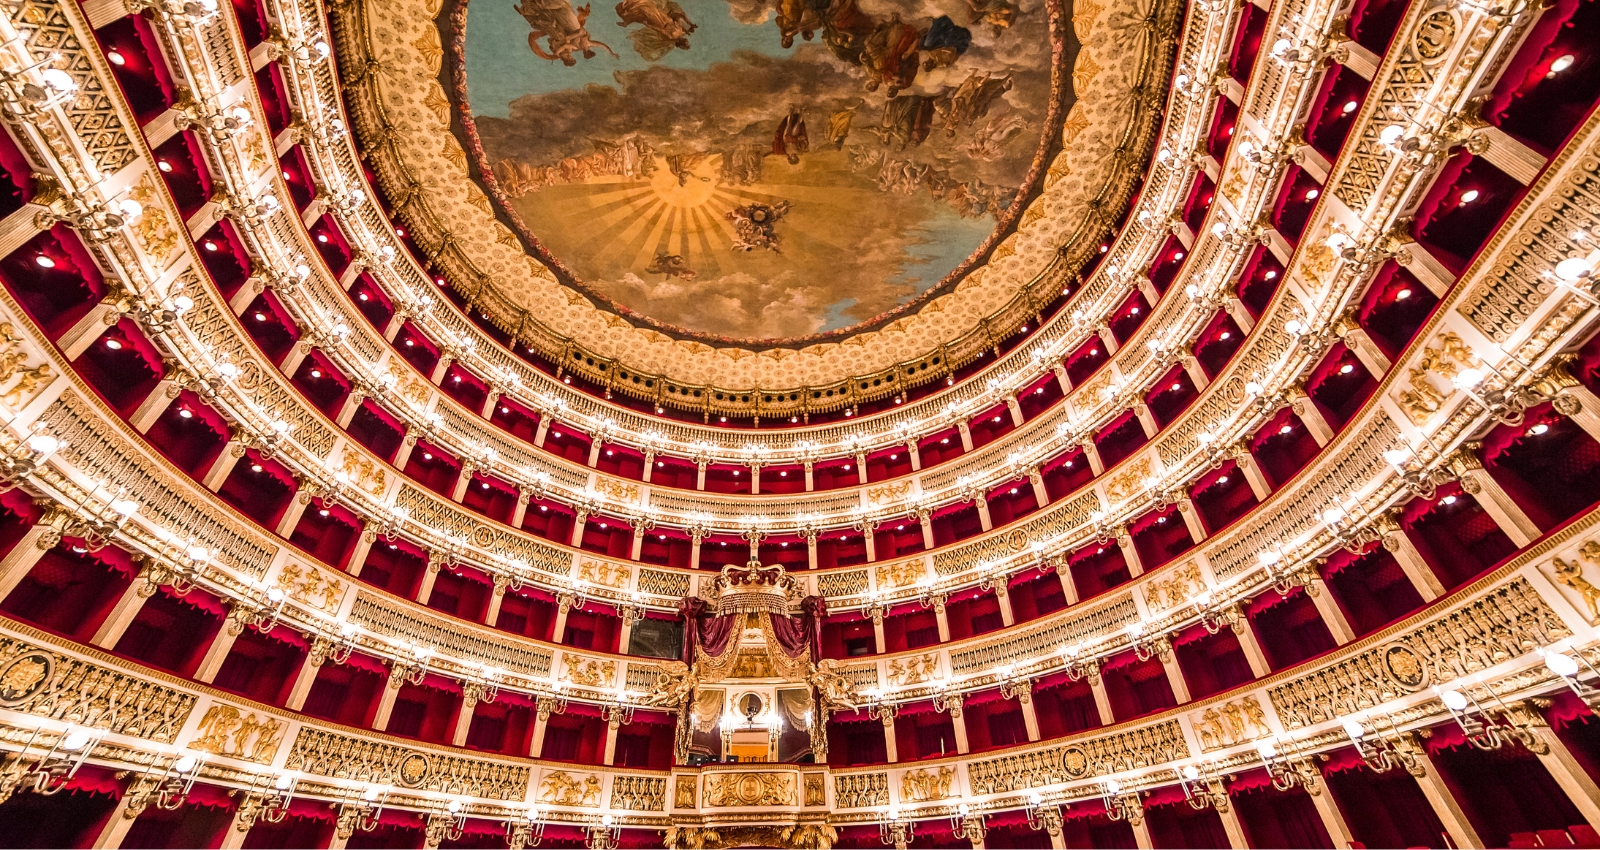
0,651,52,705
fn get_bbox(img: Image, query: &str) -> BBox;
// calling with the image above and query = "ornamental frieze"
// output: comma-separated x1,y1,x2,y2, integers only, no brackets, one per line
285,727,529,800
1269,578,1568,729
0,637,193,742
704,772,797,807
833,772,888,809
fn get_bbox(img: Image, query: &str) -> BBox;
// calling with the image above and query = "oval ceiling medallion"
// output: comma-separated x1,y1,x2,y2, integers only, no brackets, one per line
448,0,1076,343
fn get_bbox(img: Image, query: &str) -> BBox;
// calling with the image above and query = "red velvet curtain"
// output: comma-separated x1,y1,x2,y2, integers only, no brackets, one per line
679,595,828,665
770,596,828,660
677,597,737,666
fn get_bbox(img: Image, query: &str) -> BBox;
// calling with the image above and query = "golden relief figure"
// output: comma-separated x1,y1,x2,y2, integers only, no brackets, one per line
538,770,603,806
1554,554,1600,621
189,703,285,764
886,653,939,686
899,765,954,801
562,656,616,687
1193,696,1271,752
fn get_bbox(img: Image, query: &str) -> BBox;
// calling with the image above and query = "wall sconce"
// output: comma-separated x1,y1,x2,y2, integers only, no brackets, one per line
0,430,59,493
228,585,287,636
0,54,80,119
1101,778,1143,823
124,752,204,813
507,805,546,849
234,772,296,831
1256,738,1319,792
1543,648,1600,712
1450,366,1535,428
1340,715,1421,775
400,644,434,687
585,812,620,850
540,679,570,717
1437,685,1542,752
951,802,986,843
425,800,467,846
878,807,912,849
1179,764,1226,810
1129,622,1173,664
0,725,103,800
335,785,388,838
1024,790,1064,835
1059,643,1099,683
63,484,138,553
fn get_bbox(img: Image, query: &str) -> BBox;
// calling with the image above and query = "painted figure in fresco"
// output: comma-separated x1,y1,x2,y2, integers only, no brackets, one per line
827,106,858,149
964,0,1019,37
615,0,696,60
727,201,791,252
721,144,767,185
772,107,810,164
820,0,876,64
860,15,923,97
647,253,698,281
876,157,929,194
515,0,617,65
666,152,712,185
920,15,972,71
776,0,829,48
938,71,1014,136
873,94,935,149
967,112,1028,160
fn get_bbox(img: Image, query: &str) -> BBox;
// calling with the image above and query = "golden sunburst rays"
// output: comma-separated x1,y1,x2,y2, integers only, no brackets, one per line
517,154,814,281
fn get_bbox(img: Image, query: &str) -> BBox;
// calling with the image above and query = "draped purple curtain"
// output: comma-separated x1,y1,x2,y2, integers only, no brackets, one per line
770,596,828,660
679,595,827,665
677,597,737,665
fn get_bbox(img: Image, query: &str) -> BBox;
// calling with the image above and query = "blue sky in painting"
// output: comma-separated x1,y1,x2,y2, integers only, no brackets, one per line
465,0,786,119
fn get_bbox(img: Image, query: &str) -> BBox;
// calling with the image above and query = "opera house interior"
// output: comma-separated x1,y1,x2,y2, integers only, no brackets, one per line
0,0,1597,845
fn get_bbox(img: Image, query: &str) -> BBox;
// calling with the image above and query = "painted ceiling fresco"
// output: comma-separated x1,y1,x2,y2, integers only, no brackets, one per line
453,0,1074,342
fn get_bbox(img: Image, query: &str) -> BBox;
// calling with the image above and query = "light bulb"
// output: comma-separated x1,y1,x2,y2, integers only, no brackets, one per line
1555,257,1593,282
1440,689,1469,711
1546,652,1580,678
39,68,77,96
1182,765,1199,780
275,773,295,791
60,729,91,752
1342,718,1364,740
